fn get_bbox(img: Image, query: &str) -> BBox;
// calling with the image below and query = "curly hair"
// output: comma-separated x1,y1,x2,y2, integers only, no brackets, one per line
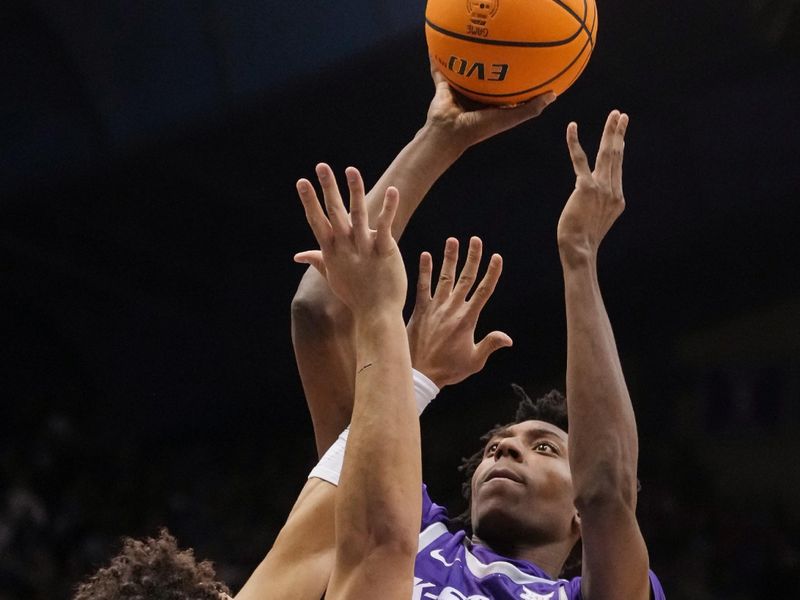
73,529,230,600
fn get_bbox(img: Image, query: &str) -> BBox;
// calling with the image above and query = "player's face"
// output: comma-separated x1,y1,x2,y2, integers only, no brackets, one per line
470,420,577,545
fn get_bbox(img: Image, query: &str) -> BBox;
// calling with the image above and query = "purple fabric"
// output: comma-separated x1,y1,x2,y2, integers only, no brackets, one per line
414,485,666,600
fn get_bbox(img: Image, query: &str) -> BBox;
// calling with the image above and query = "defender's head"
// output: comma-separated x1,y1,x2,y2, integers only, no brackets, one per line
73,529,232,600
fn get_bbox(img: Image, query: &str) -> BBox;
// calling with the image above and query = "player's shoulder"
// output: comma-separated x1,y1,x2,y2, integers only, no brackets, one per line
420,483,450,529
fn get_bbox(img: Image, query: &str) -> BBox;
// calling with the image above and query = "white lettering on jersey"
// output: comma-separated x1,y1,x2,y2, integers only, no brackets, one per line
431,549,461,567
435,587,490,600
462,547,561,586
419,522,449,551
520,589,553,600
413,578,437,600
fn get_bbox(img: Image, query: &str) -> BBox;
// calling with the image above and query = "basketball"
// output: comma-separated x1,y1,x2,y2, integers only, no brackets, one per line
425,0,597,104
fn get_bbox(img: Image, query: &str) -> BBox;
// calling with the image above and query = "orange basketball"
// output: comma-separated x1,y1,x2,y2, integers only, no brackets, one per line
425,0,597,104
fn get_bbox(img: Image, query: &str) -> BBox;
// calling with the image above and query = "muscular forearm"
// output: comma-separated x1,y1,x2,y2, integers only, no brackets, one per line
236,479,336,600
365,123,465,235
335,311,419,563
291,279,356,455
561,252,639,509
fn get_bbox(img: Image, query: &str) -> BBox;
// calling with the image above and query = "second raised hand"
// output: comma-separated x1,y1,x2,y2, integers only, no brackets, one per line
407,236,513,389
294,163,407,317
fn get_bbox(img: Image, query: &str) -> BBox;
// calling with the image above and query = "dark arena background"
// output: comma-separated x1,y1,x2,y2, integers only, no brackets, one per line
2,2,799,599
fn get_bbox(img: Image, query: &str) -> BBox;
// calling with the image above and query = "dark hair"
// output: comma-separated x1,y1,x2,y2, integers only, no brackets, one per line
453,385,568,532
450,385,581,576
73,529,230,600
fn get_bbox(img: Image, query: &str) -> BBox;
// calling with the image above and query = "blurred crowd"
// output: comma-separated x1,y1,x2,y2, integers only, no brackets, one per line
2,403,798,600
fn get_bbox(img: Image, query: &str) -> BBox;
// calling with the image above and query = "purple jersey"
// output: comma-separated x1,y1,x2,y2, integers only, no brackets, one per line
414,485,666,600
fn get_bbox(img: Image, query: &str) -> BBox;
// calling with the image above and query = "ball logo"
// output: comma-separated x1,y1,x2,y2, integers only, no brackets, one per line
447,55,509,81
465,0,499,37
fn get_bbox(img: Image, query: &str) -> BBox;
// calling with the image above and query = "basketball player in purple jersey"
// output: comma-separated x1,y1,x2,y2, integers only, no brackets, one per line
284,89,666,599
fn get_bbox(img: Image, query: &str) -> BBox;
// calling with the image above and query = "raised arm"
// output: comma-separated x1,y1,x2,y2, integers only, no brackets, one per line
557,112,651,600
293,66,556,456
238,221,514,600
294,165,418,600
235,477,335,600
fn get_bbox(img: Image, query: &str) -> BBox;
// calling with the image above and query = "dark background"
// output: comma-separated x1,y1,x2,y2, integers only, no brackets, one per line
2,1,799,599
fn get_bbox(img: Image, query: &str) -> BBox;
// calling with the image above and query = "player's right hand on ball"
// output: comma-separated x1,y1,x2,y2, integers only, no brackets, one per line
425,60,557,150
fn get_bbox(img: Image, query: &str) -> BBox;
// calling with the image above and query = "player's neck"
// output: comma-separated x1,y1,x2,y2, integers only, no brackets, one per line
472,534,569,579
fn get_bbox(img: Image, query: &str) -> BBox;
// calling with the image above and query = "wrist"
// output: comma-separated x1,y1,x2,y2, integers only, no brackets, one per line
353,306,405,330
415,121,468,164
558,239,597,271
417,367,448,390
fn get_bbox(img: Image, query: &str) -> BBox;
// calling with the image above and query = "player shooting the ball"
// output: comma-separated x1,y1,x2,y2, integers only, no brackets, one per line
275,104,667,598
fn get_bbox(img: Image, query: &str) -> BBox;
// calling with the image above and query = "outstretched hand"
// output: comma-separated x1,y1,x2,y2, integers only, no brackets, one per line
407,236,512,389
294,163,407,317
557,110,629,264
425,60,557,150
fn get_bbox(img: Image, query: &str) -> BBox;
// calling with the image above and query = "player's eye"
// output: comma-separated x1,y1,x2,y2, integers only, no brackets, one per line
534,441,558,454
485,442,499,456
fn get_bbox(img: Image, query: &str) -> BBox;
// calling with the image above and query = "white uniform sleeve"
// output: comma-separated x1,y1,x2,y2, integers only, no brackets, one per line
308,368,440,485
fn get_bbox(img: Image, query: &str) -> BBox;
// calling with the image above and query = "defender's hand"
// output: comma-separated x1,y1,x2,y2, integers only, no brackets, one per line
295,163,407,317
407,236,512,389
557,110,629,265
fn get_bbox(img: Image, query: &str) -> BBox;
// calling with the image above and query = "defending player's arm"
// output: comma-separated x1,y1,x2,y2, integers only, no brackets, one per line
238,200,514,600
235,478,335,600
557,111,651,600
295,165,419,600
292,65,555,457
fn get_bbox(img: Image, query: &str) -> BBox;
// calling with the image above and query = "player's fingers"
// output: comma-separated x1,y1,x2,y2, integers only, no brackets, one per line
346,167,369,250
566,122,592,180
452,236,483,301
433,237,459,300
415,251,434,306
315,163,350,237
429,56,447,86
293,250,327,279
375,187,400,253
296,178,333,249
475,330,514,366
611,114,629,200
467,253,503,316
594,110,621,184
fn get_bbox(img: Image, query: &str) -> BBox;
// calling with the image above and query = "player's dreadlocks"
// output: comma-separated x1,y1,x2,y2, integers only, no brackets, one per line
73,529,230,600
